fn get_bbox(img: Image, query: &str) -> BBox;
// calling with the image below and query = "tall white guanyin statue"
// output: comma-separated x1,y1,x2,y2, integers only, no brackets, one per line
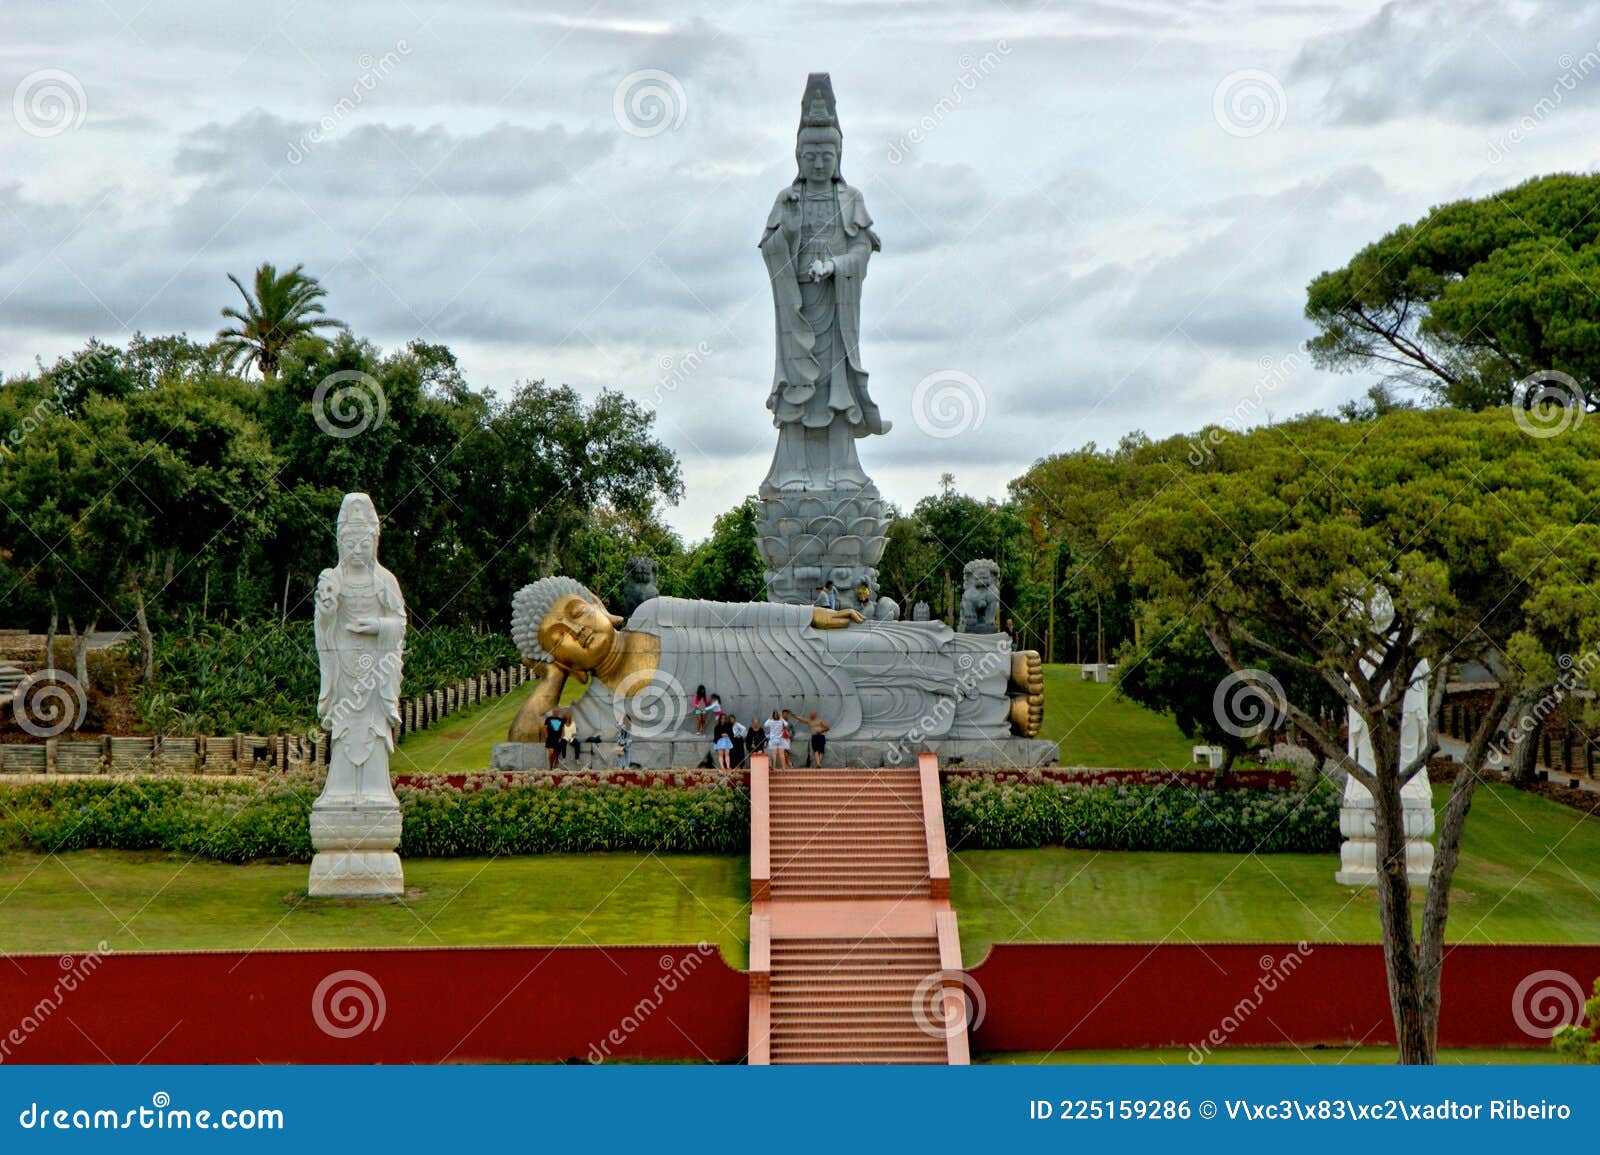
1335,591,1435,886
307,492,407,897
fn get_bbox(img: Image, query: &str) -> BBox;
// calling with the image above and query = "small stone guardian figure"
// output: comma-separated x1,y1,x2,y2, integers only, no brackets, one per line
958,559,1002,634
308,492,406,897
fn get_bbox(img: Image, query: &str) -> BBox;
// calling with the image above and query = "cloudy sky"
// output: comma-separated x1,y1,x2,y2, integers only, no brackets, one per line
3,0,1599,539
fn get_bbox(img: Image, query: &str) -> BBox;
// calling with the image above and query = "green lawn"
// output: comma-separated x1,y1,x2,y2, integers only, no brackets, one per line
1040,667,1197,768
953,783,1600,965
977,1047,1563,1065
391,685,536,774
0,850,750,966
3,785,1596,964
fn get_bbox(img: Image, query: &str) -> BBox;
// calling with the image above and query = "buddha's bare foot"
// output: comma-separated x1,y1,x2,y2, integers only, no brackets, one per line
1010,650,1043,697
1008,692,1044,738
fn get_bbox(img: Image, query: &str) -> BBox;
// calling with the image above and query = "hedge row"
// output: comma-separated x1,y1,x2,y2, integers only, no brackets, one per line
0,775,749,863
0,776,1338,863
941,778,1342,853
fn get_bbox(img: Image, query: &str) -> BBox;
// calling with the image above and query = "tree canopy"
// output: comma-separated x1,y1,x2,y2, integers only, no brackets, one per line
1305,173,1600,410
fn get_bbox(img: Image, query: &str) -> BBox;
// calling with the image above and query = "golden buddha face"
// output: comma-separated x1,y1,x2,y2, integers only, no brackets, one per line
538,594,622,672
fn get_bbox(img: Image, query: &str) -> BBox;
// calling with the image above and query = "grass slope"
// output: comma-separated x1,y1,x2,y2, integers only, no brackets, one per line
0,850,750,966
952,783,1600,965
1038,667,1197,768
2,786,1596,962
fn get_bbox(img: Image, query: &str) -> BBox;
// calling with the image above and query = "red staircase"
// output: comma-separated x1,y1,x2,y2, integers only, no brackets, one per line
748,753,971,1065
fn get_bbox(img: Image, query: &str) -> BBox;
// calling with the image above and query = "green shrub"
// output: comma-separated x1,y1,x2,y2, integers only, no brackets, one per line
1552,978,1600,1063
133,614,520,734
941,778,1340,853
0,775,1335,864
0,774,748,862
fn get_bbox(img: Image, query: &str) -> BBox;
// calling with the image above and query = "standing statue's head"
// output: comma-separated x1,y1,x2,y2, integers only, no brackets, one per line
510,576,624,677
336,492,380,570
794,72,843,184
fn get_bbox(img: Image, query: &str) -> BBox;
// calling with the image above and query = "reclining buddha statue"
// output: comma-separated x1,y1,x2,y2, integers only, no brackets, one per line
505,577,1044,752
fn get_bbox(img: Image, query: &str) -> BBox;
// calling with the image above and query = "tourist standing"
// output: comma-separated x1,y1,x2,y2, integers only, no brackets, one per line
543,709,565,771
747,715,767,761
712,713,734,770
763,710,790,769
614,719,631,768
692,685,711,733
730,717,748,768
789,709,831,768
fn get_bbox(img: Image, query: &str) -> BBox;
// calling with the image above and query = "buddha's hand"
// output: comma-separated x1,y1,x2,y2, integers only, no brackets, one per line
811,607,864,630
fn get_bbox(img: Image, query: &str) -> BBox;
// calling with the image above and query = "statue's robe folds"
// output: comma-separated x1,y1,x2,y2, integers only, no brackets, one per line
563,597,1011,745
760,180,886,491
314,563,406,781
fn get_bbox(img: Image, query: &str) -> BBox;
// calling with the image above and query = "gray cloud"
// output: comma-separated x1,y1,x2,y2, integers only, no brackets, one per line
1,0,1597,539
1296,0,1600,125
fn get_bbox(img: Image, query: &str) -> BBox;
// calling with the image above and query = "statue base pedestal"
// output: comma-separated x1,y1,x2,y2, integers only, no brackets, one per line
492,736,1059,772
308,800,404,898
1334,770,1434,889
756,482,890,606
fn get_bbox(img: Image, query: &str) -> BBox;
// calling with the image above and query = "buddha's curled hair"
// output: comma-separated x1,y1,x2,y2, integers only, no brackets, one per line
510,576,603,664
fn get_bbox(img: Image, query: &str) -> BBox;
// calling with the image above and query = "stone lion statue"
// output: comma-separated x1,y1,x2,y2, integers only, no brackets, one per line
618,557,660,621
959,559,1001,634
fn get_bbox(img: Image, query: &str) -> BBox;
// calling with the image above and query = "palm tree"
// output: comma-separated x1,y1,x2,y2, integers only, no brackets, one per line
216,263,344,378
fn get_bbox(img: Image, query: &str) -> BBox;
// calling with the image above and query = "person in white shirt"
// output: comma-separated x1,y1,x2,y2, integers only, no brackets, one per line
762,710,791,768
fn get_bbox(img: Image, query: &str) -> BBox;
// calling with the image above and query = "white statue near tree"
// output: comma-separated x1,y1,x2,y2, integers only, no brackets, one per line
308,492,407,897
1336,591,1435,886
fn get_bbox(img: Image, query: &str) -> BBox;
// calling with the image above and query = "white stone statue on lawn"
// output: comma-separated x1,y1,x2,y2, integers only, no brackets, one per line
308,492,406,897
1335,589,1435,886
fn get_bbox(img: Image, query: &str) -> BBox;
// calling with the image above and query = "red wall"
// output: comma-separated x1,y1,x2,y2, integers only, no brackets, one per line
0,945,747,1065
5,941,1593,1063
967,942,1600,1052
